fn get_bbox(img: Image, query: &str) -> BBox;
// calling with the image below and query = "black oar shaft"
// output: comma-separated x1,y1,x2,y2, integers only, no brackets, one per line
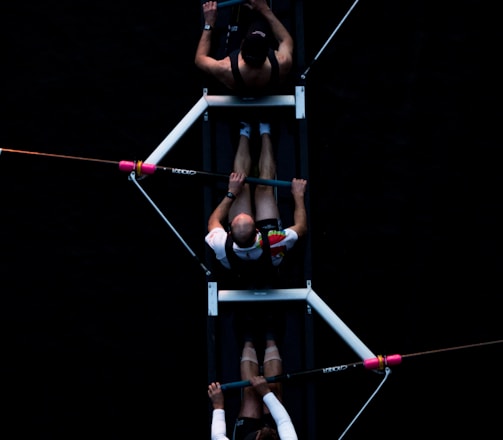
119,161,292,187
159,166,292,188
220,362,363,390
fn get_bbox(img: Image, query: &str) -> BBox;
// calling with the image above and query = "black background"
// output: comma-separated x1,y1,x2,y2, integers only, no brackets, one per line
2,1,501,438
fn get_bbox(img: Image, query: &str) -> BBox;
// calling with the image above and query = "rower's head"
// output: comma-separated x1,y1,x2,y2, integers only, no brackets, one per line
230,213,257,248
241,29,269,68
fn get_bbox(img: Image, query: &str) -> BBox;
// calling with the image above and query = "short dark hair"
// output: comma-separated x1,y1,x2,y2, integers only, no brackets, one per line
241,29,269,67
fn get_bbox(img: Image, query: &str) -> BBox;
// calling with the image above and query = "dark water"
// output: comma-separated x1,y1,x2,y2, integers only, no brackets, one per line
1,1,501,438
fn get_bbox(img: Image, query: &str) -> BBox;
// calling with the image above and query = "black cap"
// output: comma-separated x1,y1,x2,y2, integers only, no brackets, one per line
241,29,269,67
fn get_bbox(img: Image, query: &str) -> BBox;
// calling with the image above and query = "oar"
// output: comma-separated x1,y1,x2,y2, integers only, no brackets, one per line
0,148,292,187
217,0,246,9
220,338,503,390
220,355,403,390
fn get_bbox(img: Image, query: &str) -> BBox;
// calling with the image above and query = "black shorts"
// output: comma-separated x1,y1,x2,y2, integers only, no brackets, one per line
256,218,282,232
232,414,277,440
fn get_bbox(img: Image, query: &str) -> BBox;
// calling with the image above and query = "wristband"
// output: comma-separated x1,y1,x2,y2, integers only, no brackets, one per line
226,191,236,200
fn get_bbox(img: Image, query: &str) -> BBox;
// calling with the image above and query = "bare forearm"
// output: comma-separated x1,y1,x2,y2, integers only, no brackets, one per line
197,2,218,64
195,31,212,64
208,197,234,231
292,196,307,237
260,7,293,46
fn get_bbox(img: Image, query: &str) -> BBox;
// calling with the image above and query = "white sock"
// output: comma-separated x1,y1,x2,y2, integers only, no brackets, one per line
259,122,271,136
240,121,251,138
